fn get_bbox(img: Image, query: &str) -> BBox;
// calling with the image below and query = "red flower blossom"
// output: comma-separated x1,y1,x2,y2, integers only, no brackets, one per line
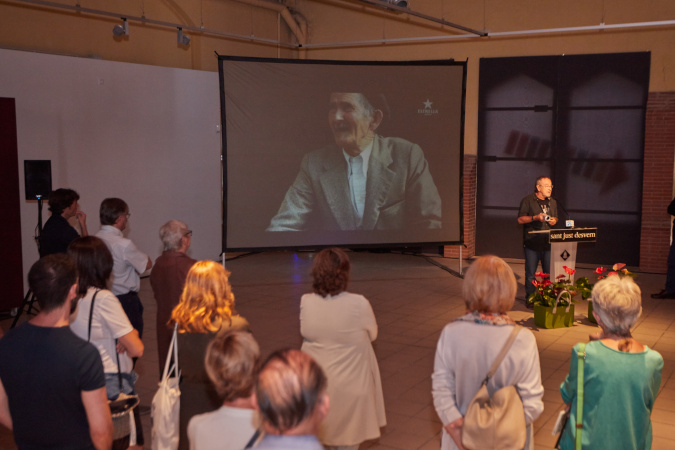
607,272,618,276
594,267,607,274
532,280,540,287
557,274,567,279
535,272,549,279
563,266,576,275
543,280,552,287
612,263,626,271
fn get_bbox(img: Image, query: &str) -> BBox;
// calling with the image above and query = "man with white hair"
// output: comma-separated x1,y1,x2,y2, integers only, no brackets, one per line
149,219,196,375
267,91,441,231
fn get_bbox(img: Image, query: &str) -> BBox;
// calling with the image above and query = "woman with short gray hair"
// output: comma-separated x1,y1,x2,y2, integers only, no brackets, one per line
432,255,544,450
559,275,663,449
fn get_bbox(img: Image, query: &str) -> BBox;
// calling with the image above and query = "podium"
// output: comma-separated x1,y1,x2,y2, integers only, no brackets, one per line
529,227,597,281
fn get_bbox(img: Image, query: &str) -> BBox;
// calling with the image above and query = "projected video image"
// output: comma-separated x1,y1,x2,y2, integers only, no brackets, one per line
219,57,465,251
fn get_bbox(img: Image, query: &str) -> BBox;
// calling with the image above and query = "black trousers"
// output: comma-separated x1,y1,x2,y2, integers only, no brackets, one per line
116,291,144,339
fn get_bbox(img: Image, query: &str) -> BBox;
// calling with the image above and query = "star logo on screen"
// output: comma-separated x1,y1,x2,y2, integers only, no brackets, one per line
418,98,439,116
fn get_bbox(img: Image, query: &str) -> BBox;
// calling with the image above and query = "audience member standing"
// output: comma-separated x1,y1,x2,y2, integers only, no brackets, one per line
170,260,250,450
68,236,145,448
188,330,261,450
652,196,675,299
559,276,663,449
96,198,152,338
150,220,196,376
0,255,112,449
300,248,386,450
432,255,544,450
39,188,88,257
253,349,329,450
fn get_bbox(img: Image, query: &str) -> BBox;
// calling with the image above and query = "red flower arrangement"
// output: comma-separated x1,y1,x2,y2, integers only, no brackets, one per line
528,267,592,307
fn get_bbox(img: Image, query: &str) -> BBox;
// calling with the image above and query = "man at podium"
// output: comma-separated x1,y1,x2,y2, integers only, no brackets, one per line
517,177,558,307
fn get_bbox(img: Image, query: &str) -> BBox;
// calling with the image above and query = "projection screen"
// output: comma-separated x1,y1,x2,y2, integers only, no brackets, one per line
219,56,465,251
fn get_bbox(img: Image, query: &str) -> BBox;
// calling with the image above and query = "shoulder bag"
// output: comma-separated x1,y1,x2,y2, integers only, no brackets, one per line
553,342,586,449
151,324,181,450
462,325,526,450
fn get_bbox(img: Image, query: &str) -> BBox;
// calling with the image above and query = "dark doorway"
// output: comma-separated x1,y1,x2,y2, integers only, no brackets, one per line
476,52,650,266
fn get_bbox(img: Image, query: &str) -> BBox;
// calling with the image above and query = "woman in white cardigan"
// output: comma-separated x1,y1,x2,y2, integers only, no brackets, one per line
432,255,544,450
300,248,386,450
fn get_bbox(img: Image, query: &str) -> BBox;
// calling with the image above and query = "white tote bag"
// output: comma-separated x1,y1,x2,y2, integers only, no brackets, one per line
151,325,181,450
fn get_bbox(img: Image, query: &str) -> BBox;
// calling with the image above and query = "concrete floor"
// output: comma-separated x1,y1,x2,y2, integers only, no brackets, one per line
1,250,674,449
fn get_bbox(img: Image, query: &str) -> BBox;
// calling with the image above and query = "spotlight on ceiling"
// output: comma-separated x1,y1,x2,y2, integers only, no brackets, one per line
386,0,409,8
112,18,129,37
177,27,191,46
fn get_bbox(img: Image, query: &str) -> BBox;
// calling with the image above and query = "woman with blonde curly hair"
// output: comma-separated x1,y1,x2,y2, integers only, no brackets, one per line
169,260,250,450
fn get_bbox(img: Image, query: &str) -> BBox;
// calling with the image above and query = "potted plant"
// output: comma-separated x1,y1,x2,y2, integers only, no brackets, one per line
588,263,635,324
528,266,593,329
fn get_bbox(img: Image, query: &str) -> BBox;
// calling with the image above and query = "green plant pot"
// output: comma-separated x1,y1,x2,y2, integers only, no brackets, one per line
588,302,597,324
534,304,575,329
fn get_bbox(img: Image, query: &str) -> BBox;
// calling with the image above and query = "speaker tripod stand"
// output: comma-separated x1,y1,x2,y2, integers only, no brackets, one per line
12,195,45,328
11,289,39,328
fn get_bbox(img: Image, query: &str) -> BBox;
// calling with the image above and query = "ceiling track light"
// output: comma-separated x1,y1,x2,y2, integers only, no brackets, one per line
385,0,409,8
112,18,129,37
177,27,191,46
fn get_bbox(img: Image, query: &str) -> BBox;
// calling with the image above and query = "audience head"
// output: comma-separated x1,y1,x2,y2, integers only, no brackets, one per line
159,220,191,252
171,260,235,333
311,247,350,297
99,197,128,226
591,275,642,336
48,188,80,215
205,330,260,403
67,236,113,296
255,349,328,435
463,255,517,314
28,254,78,313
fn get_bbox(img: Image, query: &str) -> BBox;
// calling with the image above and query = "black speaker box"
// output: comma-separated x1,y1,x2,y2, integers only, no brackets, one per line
24,160,52,200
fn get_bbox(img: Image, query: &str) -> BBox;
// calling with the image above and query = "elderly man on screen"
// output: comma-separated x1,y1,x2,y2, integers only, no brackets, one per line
267,91,442,231
150,220,196,376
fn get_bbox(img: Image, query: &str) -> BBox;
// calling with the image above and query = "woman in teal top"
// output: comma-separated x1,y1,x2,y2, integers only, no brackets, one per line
559,275,663,450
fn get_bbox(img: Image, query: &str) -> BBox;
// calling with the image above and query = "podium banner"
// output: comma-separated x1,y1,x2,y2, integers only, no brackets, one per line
549,228,597,243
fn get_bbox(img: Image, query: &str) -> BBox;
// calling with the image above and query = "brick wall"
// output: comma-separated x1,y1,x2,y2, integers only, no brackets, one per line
641,92,675,273
444,155,476,259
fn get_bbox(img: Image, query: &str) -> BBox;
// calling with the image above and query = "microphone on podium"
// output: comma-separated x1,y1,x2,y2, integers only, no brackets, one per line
549,197,574,228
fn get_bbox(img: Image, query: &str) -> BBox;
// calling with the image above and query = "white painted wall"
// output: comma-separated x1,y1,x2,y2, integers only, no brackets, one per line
0,48,223,291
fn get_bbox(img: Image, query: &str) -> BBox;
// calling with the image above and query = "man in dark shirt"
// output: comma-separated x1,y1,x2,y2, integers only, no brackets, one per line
39,188,88,257
652,197,675,299
517,177,558,307
0,254,112,449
